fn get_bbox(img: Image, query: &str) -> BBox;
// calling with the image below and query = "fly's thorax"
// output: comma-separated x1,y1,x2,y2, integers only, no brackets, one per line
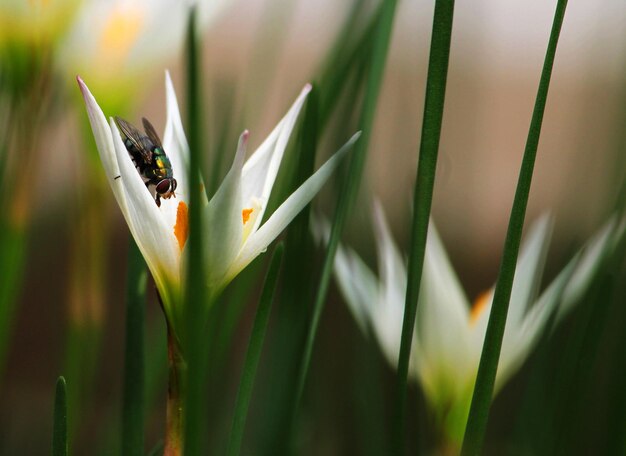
146,165,171,180
153,154,173,176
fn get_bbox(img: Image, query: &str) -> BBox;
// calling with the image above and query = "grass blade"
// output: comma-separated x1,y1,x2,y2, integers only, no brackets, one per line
392,1,456,453
291,0,399,437
184,6,208,456
53,376,68,456
0,220,25,378
461,1,569,454
227,244,285,456
121,238,147,456
248,89,319,454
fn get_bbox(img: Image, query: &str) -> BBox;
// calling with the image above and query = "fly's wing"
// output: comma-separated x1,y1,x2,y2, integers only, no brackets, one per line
114,116,153,165
142,117,163,148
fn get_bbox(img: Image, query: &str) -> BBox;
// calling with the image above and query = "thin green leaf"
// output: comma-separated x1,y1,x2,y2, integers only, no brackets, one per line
227,243,285,456
392,1,456,453
248,89,319,454
318,3,380,127
121,238,147,456
53,376,68,456
0,220,25,378
291,0,399,437
184,6,209,456
461,2,569,454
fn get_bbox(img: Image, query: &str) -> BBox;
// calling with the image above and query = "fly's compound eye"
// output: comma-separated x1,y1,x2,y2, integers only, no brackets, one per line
156,179,171,195
171,179,177,191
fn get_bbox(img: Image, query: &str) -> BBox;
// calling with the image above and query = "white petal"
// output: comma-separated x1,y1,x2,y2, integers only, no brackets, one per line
205,131,247,289
241,84,312,233
159,72,209,237
334,242,379,334
416,220,473,394
109,118,181,291
163,70,190,195
497,258,577,390
557,216,622,322
310,216,379,331
507,214,554,328
372,201,407,318
370,202,410,372
227,132,360,282
466,216,553,390
77,77,126,198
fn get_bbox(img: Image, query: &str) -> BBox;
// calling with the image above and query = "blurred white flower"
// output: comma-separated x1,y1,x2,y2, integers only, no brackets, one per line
62,0,231,111
78,73,358,351
330,201,621,445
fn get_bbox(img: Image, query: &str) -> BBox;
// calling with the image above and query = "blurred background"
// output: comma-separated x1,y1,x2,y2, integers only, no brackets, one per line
1,0,626,454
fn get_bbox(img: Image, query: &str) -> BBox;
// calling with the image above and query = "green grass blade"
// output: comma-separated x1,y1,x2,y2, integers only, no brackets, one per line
184,7,209,456
247,89,319,454
460,2,569,454
0,219,25,378
291,0,399,435
317,1,377,126
53,376,68,456
227,244,285,456
392,1,456,453
121,238,147,456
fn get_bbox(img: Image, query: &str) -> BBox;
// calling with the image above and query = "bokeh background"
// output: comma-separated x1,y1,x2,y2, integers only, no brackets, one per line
1,0,626,454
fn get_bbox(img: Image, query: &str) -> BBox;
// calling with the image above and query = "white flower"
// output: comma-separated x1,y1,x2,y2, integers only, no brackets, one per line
62,0,231,110
78,72,359,349
330,201,622,445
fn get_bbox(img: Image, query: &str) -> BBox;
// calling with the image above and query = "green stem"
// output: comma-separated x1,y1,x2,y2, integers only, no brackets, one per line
393,1,455,453
227,244,284,456
165,323,187,456
290,0,399,435
53,376,68,456
121,238,147,456
461,1,568,454
183,6,209,455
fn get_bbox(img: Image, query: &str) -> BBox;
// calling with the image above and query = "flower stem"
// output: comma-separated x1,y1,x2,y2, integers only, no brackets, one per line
165,324,187,456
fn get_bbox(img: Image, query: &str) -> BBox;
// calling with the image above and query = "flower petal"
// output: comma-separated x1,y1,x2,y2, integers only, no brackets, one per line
109,118,181,293
507,214,554,328
241,84,312,233
556,215,622,322
77,77,126,200
163,70,189,192
335,242,380,334
204,130,247,289
157,71,194,231
497,257,576,390
416,219,473,396
371,202,411,373
227,132,360,282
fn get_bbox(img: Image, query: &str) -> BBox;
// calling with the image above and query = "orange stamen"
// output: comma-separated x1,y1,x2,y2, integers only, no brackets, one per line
174,201,189,251
470,290,491,325
242,208,254,225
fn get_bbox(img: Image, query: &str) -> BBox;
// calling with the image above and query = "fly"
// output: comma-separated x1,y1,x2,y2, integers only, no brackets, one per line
114,116,177,207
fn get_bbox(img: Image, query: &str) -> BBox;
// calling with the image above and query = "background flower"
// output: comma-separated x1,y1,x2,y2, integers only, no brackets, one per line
331,202,622,446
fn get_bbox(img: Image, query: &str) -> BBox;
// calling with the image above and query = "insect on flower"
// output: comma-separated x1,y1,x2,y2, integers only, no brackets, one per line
114,116,177,207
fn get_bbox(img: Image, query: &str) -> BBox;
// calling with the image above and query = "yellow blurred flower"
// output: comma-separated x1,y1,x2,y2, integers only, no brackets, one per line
60,0,232,113
0,0,81,48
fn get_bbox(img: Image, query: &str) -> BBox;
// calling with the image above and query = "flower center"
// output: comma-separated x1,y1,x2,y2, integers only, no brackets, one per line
242,208,254,225
470,290,491,325
174,201,188,251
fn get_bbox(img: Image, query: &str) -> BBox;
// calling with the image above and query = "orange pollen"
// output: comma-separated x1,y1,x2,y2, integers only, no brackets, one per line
470,290,491,325
174,201,189,251
242,208,254,225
